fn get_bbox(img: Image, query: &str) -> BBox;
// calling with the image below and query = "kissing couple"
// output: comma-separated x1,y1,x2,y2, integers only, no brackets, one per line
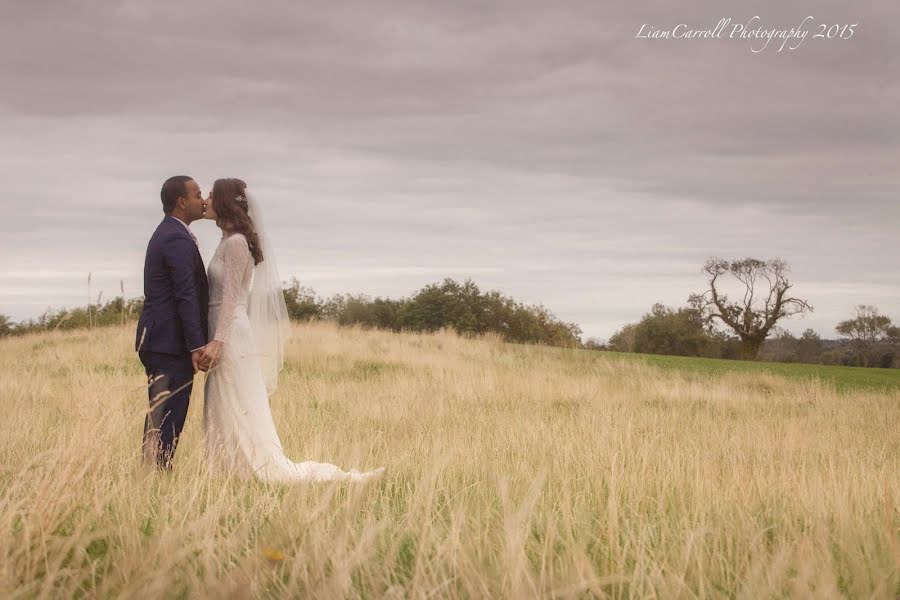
135,175,385,484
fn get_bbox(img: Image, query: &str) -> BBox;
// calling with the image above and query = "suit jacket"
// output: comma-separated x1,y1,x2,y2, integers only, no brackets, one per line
135,216,210,355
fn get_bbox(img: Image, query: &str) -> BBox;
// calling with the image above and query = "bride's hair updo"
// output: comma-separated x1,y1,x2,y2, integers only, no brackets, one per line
211,178,264,265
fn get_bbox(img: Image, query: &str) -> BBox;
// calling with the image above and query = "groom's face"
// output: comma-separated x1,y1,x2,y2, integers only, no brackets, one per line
181,179,206,223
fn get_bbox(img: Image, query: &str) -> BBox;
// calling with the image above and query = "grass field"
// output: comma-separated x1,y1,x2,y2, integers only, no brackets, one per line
0,322,898,598
602,350,900,394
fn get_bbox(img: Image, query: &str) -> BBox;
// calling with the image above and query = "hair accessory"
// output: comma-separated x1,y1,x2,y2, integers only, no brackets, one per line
235,195,249,212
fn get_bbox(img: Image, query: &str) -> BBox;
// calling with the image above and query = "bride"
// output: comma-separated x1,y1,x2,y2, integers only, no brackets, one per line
198,177,384,484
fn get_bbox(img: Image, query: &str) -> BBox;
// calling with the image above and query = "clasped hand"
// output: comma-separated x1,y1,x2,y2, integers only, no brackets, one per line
191,340,224,373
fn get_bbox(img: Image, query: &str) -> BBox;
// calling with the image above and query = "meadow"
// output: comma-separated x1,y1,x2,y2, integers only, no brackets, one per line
607,351,900,394
0,322,897,598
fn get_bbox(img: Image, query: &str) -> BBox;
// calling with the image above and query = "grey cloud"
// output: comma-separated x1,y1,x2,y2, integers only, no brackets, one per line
0,0,897,339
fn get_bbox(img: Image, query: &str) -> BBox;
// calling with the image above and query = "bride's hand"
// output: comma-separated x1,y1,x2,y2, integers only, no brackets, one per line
200,340,224,370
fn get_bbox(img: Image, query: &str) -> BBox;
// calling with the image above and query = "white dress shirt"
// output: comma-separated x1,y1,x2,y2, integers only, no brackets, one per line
170,215,198,246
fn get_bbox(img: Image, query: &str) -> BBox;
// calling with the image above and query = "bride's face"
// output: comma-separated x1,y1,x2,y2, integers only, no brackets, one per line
204,190,218,221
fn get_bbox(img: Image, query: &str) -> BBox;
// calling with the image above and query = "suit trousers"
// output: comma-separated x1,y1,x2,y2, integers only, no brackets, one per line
139,350,195,469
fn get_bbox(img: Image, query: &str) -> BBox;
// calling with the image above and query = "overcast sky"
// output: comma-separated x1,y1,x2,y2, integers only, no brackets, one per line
1,0,897,341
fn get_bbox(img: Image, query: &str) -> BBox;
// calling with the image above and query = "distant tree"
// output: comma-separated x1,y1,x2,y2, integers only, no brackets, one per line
691,257,812,361
631,303,715,357
401,278,486,336
760,327,822,364
607,323,638,353
836,305,896,344
395,278,581,347
528,303,583,348
0,314,14,337
320,292,403,330
836,305,899,367
796,328,824,364
367,297,406,331
481,290,518,337
583,337,606,350
282,278,322,321
760,328,799,363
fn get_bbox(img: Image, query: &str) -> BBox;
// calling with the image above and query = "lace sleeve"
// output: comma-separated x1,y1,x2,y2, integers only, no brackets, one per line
213,234,252,344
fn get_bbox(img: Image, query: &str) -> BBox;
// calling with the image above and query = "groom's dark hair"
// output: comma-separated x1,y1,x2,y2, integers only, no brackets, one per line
161,175,194,214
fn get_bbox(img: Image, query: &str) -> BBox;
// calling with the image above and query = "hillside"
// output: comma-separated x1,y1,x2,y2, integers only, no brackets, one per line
0,322,897,597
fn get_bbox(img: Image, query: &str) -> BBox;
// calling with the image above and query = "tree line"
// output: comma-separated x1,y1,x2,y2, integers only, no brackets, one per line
2,257,897,368
284,277,584,346
0,277,583,348
596,302,899,368
596,258,899,368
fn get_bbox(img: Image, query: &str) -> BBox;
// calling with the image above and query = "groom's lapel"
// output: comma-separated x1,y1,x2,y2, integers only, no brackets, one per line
163,215,202,260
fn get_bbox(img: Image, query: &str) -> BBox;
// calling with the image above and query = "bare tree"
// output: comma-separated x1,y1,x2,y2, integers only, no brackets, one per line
690,257,813,361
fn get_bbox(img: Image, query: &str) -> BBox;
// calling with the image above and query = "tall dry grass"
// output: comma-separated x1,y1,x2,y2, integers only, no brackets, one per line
0,321,897,598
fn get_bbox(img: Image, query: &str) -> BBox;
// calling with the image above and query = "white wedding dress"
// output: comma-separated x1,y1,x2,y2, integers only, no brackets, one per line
203,232,384,483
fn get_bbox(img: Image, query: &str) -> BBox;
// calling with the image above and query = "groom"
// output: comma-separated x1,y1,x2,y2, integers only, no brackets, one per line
135,175,209,470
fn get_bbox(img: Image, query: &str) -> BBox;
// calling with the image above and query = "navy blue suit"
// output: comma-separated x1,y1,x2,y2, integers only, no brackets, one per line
136,216,209,468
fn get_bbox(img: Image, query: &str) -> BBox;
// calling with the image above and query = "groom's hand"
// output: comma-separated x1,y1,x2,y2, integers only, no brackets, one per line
199,340,224,371
191,348,205,374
